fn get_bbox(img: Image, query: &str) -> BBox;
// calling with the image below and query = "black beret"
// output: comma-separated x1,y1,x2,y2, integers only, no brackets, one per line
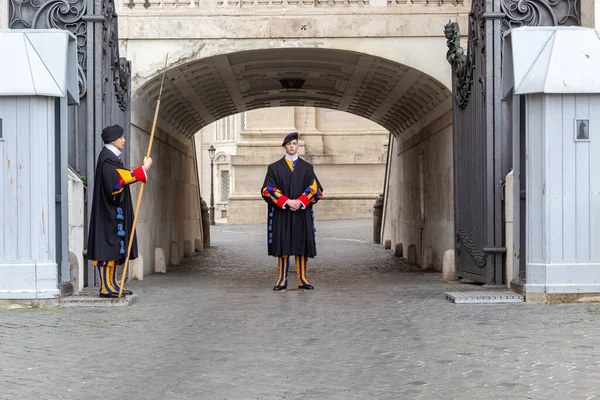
101,125,124,144
281,131,299,146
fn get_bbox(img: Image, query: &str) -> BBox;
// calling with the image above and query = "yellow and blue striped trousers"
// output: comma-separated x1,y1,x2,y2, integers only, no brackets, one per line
92,260,125,295
274,255,311,288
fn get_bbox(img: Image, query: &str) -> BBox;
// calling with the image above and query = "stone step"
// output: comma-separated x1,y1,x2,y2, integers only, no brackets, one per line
60,293,139,307
445,290,524,304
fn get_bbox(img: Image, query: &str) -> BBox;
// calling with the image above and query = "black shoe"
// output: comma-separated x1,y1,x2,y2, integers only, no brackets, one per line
119,289,133,295
273,285,287,291
99,293,120,298
298,284,314,290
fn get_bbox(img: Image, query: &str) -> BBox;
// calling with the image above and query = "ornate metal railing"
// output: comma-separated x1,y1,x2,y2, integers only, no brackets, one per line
500,0,580,31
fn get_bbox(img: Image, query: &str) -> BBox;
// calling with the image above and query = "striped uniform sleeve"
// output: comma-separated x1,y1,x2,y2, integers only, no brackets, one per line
298,178,324,208
112,166,147,196
261,185,290,208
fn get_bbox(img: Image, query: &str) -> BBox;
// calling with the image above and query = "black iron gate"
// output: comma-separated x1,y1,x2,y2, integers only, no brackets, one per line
445,0,581,284
9,0,131,288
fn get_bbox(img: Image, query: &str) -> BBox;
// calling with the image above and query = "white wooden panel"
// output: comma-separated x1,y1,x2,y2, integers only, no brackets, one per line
528,94,545,263
16,97,31,261
3,98,17,261
42,99,54,261
0,100,4,260
590,95,600,262
0,97,3,262
575,94,591,261
562,95,577,261
547,95,564,263
0,37,36,95
29,97,41,262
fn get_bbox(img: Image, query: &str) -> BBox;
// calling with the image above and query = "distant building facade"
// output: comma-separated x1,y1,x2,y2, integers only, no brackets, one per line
196,107,388,224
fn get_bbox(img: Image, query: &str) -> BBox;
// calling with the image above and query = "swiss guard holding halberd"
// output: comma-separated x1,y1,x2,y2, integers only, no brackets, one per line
261,132,324,291
87,125,153,298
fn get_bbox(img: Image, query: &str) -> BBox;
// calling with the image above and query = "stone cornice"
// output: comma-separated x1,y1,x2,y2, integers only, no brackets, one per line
118,13,470,39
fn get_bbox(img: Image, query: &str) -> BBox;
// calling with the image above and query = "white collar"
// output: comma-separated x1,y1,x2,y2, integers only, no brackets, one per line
104,143,121,158
285,153,298,162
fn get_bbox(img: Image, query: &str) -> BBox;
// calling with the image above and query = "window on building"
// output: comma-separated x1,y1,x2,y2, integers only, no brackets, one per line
221,170,230,202
216,116,234,143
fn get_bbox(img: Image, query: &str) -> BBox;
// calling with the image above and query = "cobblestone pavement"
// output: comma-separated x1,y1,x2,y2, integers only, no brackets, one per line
2,218,600,400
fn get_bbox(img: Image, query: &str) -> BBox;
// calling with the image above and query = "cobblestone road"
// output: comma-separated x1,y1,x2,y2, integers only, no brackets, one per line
2,218,600,400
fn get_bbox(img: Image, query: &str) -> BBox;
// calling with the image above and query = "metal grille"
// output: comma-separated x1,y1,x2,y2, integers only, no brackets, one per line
221,170,230,202
445,0,495,283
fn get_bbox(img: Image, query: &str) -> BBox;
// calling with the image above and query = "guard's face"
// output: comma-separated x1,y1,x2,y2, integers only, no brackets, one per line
284,139,298,156
111,136,126,151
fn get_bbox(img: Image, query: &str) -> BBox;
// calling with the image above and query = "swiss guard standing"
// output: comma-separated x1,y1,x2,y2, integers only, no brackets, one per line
261,132,324,291
87,125,152,298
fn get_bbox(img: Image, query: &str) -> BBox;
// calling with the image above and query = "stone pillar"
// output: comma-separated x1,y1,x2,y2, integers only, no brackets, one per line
201,198,210,247
394,243,403,258
155,247,166,273
407,245,417,264
442,250,455,280
422,247,433,270
373,194,384,244
184,240,193,258
129,256,144,281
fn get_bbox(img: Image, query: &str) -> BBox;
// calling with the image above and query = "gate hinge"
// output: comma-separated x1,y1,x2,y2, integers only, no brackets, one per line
483,247,507,254
82,15,105,22
482,12,505,20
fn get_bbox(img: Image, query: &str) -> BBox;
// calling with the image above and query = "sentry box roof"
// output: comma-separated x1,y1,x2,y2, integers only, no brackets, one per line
503,26,600,97
0,29,79,105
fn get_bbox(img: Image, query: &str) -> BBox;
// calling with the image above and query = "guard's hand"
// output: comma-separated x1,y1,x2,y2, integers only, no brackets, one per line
143,157,153,171
289,199,301,211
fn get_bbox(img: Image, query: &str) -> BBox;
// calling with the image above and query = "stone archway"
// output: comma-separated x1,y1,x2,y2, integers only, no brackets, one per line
129,46,453,276
135,47,451,138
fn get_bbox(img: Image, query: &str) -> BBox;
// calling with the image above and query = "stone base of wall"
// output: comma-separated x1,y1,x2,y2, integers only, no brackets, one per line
525,292,600,304
0,262,60,300
227,194,379,224
0,299,60,310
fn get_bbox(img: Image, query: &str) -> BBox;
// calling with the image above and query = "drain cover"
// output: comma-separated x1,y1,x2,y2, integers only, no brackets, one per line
445,291,524,304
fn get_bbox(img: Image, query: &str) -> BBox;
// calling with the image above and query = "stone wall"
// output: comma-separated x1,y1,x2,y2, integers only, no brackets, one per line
128,97,203,278
383,109,454,271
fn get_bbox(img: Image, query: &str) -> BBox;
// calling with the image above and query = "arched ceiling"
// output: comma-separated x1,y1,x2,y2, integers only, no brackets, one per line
136,48,451,139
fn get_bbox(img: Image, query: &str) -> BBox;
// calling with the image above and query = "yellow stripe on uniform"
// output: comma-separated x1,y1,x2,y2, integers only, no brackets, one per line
276,257,283,286
285,158,294,171
116,168,138,185
295,257,301,287
300,256,310,286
